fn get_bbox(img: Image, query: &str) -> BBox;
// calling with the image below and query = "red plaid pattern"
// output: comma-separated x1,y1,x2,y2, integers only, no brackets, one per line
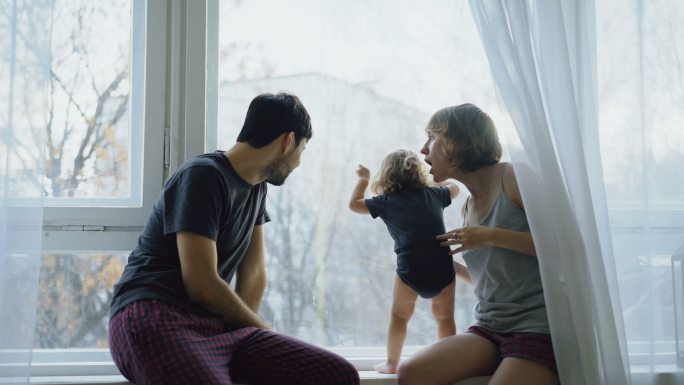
109,300,360,385
466,325,557,372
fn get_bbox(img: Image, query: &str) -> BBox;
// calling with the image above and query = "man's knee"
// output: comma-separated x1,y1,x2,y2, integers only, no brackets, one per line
332,358,360,385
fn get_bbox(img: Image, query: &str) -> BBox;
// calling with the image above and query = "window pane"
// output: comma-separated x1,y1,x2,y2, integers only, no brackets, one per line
216,0,491,348
34,253,127,349
597,0,684,210
597,0,684,366
45,0,138,203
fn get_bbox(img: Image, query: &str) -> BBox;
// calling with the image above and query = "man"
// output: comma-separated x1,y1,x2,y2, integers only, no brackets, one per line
109,93,359,385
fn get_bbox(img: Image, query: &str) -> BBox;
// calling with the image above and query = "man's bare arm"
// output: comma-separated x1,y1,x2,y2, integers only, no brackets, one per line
236,225,267,312
177,231,269,329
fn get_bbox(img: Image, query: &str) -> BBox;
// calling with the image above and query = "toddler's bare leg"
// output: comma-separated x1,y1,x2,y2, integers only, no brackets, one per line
431,278,456,338
375,274,418,374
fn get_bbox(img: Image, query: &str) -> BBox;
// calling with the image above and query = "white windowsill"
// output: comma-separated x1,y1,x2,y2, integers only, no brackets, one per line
16,352,489,385
27,372,492,385
26,372,398,385
8,350,488,385
22,366,684,385
21,366,684,385
11,349,682,385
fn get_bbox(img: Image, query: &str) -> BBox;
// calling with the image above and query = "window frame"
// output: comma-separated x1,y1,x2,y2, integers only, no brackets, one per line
35,0,212,358
41,0,169,252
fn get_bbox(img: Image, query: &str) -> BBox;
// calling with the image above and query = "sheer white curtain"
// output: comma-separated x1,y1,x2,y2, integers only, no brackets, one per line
594,0,684,383
1,0,51,383
468,1,630,384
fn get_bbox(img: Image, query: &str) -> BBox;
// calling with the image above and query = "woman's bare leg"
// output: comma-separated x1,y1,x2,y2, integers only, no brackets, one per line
397,333,499,385
374,275,418,374
488,357,558,385
430,279,456,338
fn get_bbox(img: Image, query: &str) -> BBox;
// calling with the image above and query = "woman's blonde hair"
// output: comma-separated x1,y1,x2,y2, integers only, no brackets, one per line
371,149,429,194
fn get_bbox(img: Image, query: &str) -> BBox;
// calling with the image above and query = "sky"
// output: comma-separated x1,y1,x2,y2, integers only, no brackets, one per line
217,0,684,207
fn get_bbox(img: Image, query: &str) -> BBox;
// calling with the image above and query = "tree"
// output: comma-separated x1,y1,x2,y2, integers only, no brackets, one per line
22,0,130,349
44,0,130,198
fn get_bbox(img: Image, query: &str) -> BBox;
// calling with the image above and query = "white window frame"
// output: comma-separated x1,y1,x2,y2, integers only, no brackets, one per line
42,0,166,251
41,0,211,250
610,207,684,368
167,0,211,173
36,0,213,360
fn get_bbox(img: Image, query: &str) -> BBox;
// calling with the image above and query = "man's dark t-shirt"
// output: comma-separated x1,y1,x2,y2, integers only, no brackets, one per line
110,151,270,317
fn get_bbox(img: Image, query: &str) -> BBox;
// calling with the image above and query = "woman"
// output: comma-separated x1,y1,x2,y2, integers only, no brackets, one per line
396,104,559,385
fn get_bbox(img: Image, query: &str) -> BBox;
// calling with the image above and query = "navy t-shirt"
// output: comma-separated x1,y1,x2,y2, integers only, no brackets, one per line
110,151,270,317
365,186,452,254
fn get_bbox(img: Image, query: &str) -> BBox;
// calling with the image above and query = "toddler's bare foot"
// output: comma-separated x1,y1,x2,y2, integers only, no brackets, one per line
374,361,399,374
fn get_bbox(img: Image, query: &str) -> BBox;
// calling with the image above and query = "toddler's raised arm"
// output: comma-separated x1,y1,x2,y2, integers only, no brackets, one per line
349,164,371,214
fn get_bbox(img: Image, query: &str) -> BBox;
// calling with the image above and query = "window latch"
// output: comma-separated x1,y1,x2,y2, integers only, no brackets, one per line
60,225,106,231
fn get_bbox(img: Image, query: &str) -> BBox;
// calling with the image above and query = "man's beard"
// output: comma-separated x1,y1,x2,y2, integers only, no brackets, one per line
263,152,294,186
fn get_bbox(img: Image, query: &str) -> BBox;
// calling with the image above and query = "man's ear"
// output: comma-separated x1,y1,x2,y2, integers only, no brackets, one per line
281,131,295,153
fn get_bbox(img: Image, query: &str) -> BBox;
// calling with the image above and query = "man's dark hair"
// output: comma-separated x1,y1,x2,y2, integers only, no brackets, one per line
237,92,312,148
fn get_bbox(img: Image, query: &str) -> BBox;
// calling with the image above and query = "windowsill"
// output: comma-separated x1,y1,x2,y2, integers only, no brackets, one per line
21,367,684,385
24,367,684,385
26,372,395,385
27,373,492,385
23,368,684,385
19,351,491,385
17,349,683,385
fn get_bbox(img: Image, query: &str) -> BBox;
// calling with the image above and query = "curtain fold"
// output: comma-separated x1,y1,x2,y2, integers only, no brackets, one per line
1,0,52,383
468,1,630,384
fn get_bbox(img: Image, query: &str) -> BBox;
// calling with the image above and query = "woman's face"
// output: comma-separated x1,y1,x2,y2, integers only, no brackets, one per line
420,131,452,182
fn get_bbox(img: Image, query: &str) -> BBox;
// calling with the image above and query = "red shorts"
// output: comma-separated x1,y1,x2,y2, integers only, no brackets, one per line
466,325,557,372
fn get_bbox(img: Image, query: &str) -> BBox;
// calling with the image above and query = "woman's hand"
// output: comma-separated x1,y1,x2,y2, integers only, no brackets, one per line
437,226,496,255
356,164,371,180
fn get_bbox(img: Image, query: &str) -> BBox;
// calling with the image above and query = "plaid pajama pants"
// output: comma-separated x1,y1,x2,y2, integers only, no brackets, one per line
109,300,360,385
466,325,557,372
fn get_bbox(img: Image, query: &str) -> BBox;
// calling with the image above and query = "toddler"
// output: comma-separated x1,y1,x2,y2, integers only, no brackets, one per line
348,149,459,374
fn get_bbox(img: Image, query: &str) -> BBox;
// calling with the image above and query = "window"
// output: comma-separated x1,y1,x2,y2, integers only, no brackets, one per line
42,0,164,231
597,0,684,368
35,0,166,356
206,0,496,350
45,0,137,204
35,253,128,349
24,0,684,380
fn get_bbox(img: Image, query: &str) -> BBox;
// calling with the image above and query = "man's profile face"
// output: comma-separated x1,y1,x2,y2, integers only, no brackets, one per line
265,138,307,186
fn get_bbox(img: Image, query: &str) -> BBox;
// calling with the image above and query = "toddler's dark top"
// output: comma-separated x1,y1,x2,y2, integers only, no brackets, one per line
365,186,454,298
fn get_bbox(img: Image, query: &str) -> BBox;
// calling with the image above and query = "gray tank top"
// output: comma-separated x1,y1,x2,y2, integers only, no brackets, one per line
463,173,549,333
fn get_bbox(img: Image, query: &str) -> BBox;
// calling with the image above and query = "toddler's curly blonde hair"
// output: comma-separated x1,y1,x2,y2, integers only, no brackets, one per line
371,149,429,195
